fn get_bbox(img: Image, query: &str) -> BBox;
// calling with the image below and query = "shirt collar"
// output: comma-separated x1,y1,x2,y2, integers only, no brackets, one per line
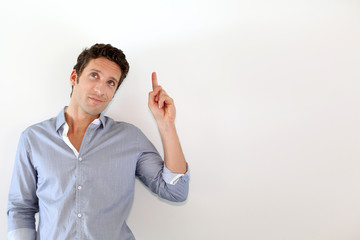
55,107,106,132
55,107,67,132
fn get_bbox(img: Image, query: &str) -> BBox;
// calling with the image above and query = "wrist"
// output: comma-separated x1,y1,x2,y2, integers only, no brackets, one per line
157,120,176,133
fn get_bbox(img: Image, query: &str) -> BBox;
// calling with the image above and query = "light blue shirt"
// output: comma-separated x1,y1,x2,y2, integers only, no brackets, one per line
7,108,189,240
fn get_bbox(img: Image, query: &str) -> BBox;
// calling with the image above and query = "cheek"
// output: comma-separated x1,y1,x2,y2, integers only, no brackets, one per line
105,88,116,99
84,82,98,93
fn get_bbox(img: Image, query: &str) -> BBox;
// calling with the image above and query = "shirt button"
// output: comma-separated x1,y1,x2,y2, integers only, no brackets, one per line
78,213,82,218
78,157,82,161
77,186,82,190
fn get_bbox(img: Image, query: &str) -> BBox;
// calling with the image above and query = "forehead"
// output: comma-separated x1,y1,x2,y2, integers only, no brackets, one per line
84,57,121,80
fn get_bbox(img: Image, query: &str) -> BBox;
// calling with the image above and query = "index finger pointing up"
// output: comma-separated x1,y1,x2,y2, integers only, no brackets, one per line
152,72,158,90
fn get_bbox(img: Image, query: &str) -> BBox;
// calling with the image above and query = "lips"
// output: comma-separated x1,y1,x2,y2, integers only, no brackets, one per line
89,96,104,103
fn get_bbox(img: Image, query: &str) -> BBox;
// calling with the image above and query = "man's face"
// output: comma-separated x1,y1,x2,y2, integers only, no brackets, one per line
70,57,121,116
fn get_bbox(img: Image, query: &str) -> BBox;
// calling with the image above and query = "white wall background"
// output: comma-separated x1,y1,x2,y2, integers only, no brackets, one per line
1,0,359,239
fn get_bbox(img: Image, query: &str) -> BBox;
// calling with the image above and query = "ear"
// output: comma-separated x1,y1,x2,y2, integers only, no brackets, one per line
70,70,78,86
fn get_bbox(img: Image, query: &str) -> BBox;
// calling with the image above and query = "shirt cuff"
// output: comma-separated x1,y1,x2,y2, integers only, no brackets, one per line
8,228,36,240
162,164,189,185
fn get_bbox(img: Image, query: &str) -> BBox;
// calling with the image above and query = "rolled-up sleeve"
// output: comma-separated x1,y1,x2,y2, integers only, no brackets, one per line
162,163,189,185
136,151,189,202
7,132,38,238
8,228,36,240
134,129,189,202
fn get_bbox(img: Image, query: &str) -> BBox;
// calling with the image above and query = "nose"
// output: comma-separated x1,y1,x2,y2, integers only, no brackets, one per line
94,81,105,96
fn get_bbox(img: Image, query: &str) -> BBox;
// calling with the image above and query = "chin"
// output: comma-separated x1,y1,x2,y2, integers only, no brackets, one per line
89,111,102,116
84,107,104,116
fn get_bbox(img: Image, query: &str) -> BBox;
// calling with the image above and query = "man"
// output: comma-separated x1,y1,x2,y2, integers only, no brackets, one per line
7,43,189,239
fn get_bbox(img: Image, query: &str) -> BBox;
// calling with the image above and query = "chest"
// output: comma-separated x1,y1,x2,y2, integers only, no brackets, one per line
67,131,85,152
30,132,139,200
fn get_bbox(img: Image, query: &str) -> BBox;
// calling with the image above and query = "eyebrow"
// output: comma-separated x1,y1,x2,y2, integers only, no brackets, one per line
89,68,119,83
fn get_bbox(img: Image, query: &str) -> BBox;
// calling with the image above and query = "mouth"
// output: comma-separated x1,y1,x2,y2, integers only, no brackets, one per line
89,97,104,104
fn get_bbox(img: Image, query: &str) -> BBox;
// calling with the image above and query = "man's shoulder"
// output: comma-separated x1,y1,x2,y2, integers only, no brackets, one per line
103,117,153,146
22,116,58,137
103,116,141,132
103,116,150,141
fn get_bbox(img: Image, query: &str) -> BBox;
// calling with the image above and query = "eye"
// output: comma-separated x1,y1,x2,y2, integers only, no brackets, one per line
108,80,116,87
90,73,98,78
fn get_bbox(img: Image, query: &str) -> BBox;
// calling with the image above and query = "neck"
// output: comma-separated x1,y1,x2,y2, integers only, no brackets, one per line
65,106,100,133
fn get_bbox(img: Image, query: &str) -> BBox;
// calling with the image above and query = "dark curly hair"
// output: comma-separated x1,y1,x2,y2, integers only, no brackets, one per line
71,43,130,95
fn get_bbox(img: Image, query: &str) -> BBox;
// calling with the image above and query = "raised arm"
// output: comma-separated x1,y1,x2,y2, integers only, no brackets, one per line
148,72,187,174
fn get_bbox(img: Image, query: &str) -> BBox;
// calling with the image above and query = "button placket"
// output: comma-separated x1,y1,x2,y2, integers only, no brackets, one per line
75,125,97,237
